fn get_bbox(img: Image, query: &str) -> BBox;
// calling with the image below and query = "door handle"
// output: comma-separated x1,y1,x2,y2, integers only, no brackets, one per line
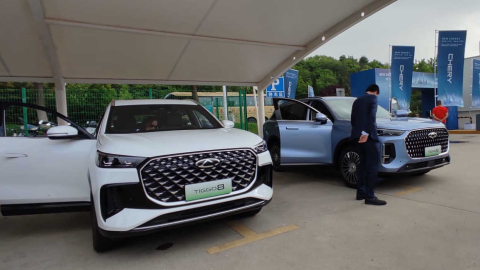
4,153,28,158
286,127,299,130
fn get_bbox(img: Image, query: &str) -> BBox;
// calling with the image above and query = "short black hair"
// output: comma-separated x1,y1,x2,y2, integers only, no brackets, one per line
436,100,442,106
365,84,380,94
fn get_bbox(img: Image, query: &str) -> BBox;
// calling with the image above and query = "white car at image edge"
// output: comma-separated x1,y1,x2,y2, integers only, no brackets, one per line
0,99,273,252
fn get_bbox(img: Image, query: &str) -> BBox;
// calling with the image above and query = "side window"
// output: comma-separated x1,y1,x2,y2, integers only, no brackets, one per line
246,96,255,106
312,101,334,122
193,110,214,128
264,98,273,106
279,101,308,120
5,106,58,137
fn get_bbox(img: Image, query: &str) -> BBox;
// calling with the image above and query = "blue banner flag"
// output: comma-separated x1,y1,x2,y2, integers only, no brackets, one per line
437,31,467,107
308,85,314,97
472,59,480,108
284,69,299,99
391,46,415,110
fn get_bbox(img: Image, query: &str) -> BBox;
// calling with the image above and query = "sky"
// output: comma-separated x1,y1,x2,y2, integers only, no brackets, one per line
310,0,480,63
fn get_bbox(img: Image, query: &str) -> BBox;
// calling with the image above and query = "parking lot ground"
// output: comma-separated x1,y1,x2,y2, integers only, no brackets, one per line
1,134,479,270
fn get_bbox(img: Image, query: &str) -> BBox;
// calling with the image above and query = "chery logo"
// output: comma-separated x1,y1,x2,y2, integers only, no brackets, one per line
195,158,221,169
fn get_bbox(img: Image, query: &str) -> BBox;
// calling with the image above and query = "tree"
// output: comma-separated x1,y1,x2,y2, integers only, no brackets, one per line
359,56,369,69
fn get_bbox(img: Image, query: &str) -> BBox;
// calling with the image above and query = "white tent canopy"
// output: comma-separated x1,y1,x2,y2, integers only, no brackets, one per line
0,0,395,133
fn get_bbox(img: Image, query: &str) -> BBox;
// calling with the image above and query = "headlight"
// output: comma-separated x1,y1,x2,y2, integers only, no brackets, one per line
96,152,146,168
253,141,268,154
377,129,405,136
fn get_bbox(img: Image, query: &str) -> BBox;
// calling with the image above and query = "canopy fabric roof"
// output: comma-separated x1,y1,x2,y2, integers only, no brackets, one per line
0,0,395,90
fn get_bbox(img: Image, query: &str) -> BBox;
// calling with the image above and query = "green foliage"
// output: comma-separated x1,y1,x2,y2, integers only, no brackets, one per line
292,55,389,98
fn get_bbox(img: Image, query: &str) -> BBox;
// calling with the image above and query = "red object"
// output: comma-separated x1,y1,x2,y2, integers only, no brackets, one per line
432,106,448,123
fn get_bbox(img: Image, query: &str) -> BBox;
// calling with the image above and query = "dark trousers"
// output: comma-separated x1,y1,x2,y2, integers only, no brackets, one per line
356,139,381,199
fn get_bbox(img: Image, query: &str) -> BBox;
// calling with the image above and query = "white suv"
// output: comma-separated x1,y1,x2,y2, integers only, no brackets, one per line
0,99,273,252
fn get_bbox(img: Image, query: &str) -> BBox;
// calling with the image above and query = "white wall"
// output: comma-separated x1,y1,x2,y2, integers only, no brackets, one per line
458,56,480,129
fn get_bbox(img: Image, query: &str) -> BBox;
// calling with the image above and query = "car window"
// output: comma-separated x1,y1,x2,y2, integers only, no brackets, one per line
105,104,222,134
323,98,391,120
4,105,58,137
279,101,308,120
311,101,334,122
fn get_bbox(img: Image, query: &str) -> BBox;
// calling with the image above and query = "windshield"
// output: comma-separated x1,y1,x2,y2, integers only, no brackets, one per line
323,98,391,120
106,104,222,134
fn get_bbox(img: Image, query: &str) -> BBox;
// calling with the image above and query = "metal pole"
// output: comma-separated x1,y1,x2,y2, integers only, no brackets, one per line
55,81,68,125
222,85,228,121
238,91,243,129
21,88,28,136
149,88,152,99
434,30,438,107
215,98,219,119
388,45,392,112
257,86,266,137
243,90,248,130
253,86,260,123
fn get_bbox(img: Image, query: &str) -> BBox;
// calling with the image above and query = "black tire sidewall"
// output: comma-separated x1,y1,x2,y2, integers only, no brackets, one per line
269,144,282,171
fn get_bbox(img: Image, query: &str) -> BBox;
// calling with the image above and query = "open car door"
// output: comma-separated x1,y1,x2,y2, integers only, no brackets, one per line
0,102,96,216
271,98,333,165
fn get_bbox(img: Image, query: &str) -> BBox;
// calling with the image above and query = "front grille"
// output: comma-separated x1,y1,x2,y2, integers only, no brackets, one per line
405,128,449,158
140,150,257,203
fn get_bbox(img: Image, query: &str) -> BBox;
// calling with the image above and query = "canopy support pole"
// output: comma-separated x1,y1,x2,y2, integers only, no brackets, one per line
28,0,68,125
257,86,265,138
222,86,228,121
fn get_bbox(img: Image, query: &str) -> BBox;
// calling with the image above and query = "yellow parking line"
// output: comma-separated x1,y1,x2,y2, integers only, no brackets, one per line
394,186,422,196
206,221,298,254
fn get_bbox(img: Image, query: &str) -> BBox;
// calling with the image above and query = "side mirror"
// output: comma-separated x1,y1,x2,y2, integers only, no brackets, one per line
315,112,328,124
47,126,78,139
222,120,235,128
395,110,408,117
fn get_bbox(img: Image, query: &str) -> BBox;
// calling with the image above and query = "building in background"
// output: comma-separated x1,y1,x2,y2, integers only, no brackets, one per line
459,56,480,130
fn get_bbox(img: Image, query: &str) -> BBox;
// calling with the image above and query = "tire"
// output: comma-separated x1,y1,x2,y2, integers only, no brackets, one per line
91,195,114,253
238,208,262,218
269,143,282,171
247,117,257,123
339,146,361,189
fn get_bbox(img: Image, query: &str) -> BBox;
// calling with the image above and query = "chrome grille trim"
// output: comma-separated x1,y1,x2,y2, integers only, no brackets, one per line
138,149,258,206
404,128,449,158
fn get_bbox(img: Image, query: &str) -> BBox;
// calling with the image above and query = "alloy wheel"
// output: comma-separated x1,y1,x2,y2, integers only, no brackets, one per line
341,151,360,185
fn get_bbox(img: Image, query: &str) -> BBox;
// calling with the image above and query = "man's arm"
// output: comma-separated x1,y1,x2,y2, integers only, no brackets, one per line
441,112,449,122
358,97,377,143
365,97,377,135
432,113,441,121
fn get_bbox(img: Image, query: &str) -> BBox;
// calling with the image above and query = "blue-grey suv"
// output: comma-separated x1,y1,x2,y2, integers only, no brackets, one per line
263,97,450,187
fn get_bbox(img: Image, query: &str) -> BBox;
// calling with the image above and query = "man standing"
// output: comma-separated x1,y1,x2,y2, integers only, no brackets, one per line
432,100,449,124
351,84,387,206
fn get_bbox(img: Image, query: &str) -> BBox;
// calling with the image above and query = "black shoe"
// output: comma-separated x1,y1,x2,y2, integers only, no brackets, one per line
356,192,365,200
365,197,387,206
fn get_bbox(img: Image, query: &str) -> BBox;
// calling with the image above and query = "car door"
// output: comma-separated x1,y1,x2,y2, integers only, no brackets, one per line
273,98,333,164
0,103,96,208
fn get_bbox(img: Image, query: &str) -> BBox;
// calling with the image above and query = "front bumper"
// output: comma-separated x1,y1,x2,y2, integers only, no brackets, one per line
100,196,271,238
378,134,450,174
89,151,273,236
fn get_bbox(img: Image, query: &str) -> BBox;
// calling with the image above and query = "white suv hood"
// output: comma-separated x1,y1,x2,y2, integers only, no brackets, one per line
97,128,263,157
